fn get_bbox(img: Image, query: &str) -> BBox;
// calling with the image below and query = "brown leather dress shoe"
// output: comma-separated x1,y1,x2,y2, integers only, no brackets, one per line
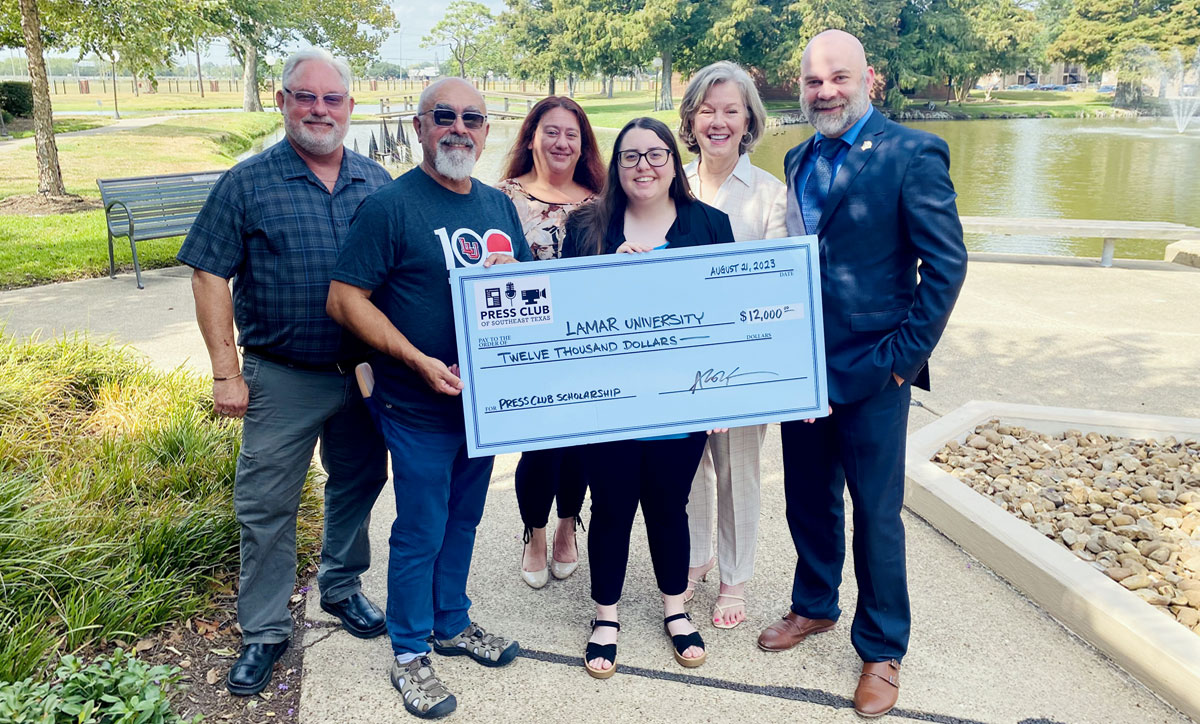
854,659,900,718
755,611,836,652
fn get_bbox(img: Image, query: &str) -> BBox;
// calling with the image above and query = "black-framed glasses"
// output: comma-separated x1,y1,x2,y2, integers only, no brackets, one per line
283,88,348,109
617,148,672,168
419,108,488,130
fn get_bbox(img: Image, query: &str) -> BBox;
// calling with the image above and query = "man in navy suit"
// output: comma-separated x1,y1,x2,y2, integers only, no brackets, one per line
755,29,967,718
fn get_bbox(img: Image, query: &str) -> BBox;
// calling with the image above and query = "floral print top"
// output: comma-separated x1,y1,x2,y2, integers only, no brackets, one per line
496,178,596,261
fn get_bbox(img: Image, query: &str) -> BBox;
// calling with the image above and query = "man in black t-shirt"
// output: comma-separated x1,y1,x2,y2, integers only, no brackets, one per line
328,77,531,721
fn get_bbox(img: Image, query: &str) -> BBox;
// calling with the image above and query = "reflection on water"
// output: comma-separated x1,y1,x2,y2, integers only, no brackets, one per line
244,117,1200,260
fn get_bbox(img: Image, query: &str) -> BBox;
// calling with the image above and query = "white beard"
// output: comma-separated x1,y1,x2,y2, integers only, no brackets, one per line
804,83,872,137
285,113,347,156
433,135,477,180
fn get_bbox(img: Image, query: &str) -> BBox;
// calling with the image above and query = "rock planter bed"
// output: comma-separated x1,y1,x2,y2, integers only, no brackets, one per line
904,401,1200,720
933,423,1200,636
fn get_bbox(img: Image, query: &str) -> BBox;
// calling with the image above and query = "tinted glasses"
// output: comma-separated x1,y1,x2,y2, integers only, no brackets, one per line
617,148,672,168
283,88,348,109
420,108,488,130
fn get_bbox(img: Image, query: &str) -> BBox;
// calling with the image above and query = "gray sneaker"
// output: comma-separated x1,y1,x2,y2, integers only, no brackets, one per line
432,622,520,667
390,656,456,719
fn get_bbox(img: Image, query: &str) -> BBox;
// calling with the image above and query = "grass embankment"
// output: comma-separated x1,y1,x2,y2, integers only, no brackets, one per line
0,336,323,683
924,90,1122,118
0,113,280,289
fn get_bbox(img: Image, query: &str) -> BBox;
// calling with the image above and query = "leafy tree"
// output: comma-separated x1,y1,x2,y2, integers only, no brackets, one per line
423,0,495,78
552,0,639,98
945,0,1039,101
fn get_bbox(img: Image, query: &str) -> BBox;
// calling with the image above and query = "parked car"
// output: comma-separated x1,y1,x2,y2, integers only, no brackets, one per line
1006,84,1025,90
1050,85,1068,91
1066,83,1083,91
1098,85,1116,94
1024,83,1039,90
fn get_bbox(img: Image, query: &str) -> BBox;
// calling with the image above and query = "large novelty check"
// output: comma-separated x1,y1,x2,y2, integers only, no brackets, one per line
448,236,828,457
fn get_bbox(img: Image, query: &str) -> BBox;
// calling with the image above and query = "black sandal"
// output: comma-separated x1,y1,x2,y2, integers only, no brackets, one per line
584,619,620,679
664,612,707,668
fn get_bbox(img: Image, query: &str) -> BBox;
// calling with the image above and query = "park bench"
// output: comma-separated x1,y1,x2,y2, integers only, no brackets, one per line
97,170,225,289
959,216,1200,267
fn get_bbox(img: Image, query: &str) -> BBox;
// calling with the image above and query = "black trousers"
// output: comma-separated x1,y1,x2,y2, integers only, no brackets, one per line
585,433,708,606
515,446,588,538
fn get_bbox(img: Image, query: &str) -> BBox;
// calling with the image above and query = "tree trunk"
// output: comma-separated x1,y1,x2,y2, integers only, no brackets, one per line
196,41,205,98
239,43,263,112
607,75,614,98
1114,80,1140,109
17,0,66,196
111,60,120,119
659,50,673,110
548,74,556,96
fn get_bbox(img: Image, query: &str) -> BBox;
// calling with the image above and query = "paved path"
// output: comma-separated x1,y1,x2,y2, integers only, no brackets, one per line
0,114,181,152
2,255,1198,723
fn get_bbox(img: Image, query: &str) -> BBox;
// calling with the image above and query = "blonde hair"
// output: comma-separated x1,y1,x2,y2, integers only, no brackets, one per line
678,61,768,156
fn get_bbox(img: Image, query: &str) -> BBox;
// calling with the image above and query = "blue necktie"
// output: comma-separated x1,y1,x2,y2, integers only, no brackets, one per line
801,139,843,235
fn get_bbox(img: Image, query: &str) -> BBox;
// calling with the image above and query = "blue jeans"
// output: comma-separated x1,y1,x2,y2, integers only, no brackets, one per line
377,414,494,656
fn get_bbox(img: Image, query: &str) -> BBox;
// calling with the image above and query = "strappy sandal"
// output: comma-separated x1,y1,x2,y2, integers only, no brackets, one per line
712,593,746,629
683,557,715,604
584,619,620,679
664,612,706,668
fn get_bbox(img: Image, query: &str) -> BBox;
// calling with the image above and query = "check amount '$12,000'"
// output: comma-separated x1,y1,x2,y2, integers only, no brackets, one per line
448,236,828,457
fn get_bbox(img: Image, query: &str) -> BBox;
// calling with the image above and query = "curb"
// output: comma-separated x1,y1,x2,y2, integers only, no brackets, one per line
904,401,1200,721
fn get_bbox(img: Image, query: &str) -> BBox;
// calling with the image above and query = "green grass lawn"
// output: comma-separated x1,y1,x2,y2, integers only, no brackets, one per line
0,113,279,289
929,90,1120,118
0,211,183,289
4,116,113,139
0,112,280,199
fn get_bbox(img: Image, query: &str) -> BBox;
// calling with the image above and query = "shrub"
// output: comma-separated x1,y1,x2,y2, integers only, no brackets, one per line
0,337,324,682
0,649,201,723
0,81,33,118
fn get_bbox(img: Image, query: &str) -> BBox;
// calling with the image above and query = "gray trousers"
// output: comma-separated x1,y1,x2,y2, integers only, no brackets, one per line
234,354,388,644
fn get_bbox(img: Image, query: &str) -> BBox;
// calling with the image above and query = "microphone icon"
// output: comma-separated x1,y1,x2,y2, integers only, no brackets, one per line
504,282,516,305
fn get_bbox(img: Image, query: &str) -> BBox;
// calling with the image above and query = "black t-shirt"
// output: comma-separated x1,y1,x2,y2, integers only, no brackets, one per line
332,167,532,431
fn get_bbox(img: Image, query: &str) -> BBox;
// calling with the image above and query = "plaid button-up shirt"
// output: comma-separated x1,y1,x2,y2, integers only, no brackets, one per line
178,139,392,364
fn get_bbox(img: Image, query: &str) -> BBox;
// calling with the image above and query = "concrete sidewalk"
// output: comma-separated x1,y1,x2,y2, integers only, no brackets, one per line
0,115,182,152
2,256,1198,723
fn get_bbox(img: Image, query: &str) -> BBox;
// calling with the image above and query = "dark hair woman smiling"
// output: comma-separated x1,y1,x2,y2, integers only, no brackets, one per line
496,96,605,592
561,117,734,679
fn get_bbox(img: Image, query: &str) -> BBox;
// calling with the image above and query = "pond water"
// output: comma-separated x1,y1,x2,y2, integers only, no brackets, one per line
244,116,1200,260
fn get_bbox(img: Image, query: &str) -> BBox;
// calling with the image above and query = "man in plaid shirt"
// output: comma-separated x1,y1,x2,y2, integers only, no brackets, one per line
178,48,391,697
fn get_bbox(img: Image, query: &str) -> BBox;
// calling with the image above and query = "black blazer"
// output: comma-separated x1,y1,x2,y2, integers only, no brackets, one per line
561,198,735,259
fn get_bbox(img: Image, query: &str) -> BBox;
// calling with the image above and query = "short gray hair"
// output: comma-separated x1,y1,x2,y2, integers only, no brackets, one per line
281,48,352,93
678,61,768,156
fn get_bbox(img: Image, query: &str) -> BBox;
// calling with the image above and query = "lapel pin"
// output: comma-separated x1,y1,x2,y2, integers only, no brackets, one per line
861,140,873,151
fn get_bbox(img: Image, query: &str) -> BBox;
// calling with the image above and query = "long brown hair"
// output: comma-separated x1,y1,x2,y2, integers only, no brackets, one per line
499,96,605,193
570,117,694,256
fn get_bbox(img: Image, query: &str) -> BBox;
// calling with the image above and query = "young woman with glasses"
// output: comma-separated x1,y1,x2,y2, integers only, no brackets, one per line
560,117,734,679
495,97,605,590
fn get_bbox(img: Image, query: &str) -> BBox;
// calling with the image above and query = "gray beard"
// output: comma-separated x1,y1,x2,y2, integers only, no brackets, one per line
285,114,347,156
803,85,872,137
433,138,477,180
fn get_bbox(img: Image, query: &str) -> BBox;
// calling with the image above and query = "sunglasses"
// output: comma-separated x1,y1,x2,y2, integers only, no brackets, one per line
420,108,488,130
283,88,348,109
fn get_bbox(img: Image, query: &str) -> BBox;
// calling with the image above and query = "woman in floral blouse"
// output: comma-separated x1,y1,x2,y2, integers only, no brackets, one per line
496,96,604,589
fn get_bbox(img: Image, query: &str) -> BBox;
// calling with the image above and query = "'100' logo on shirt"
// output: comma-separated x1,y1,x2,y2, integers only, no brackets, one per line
434,227,516,268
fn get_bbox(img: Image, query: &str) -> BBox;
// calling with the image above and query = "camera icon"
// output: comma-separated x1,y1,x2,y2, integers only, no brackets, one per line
520,288,546,305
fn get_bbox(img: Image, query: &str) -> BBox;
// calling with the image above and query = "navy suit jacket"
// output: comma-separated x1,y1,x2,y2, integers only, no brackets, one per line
785,110,967,405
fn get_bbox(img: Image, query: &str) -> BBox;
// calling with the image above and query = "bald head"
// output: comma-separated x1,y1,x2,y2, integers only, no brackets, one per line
418,77,486,115
799,29,875,137
801,29,868,74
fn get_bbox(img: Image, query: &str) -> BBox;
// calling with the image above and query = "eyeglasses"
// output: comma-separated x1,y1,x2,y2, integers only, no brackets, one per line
283,88,348,109
419,108,488,130
617,148,672,168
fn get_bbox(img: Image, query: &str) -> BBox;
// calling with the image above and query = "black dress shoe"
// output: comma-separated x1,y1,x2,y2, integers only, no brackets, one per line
226,641,289,696
320,592,387,639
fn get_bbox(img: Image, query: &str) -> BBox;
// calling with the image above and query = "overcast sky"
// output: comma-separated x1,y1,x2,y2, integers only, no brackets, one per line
2,0,509,71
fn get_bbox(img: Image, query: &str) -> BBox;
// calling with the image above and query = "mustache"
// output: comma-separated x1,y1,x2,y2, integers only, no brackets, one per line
301,116,335,126
439,133,475,149
811,101,846,110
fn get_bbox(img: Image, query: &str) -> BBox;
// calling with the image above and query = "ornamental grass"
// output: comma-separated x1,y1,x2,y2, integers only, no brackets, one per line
0,336,322,682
